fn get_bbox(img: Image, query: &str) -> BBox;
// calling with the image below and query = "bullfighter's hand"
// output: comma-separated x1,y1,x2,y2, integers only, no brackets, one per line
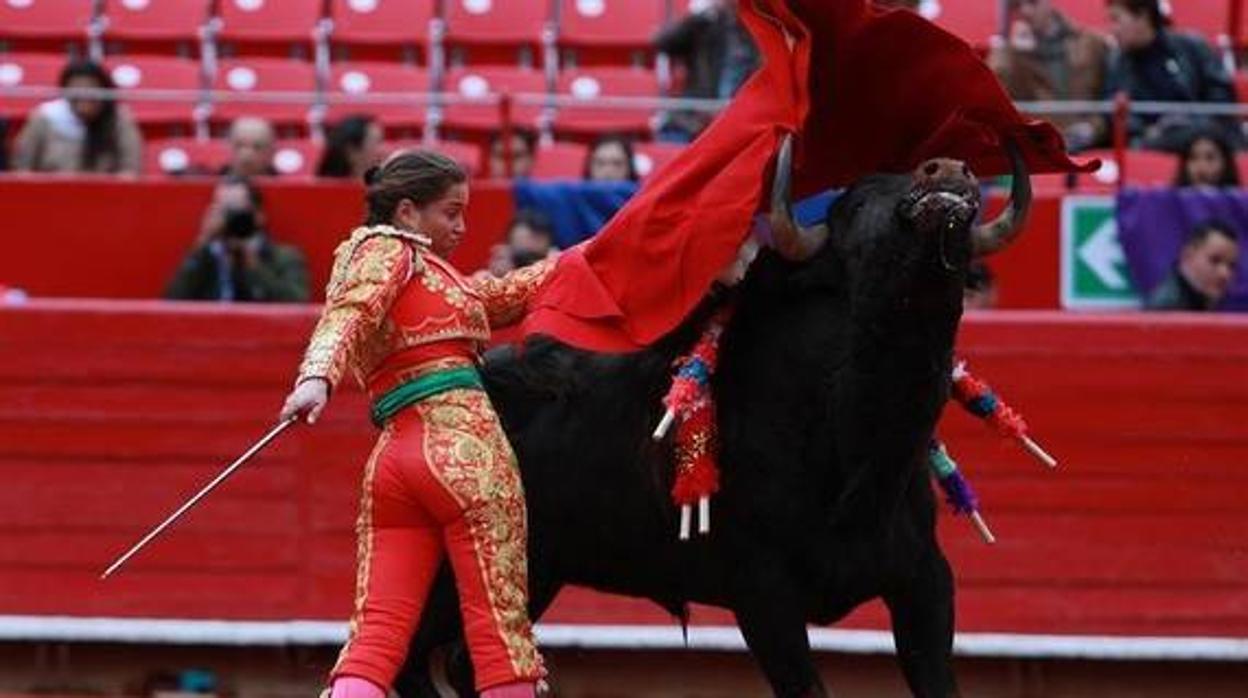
281,378,329,425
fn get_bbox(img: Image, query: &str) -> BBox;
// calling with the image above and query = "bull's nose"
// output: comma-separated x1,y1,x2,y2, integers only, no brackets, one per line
914,158,973,186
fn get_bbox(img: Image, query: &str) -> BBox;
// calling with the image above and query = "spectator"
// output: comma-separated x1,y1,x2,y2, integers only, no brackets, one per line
488,129,537,179
13,58,141,175
165,176,309,302
1173,130,1240,188
988,0,1112,152
222,116,278,177
1103,0,1238,151
1145,221,1240,310
488,210,558,277
655,0,759,142
584,134,639,183
317,114,384,179
963,261,998,310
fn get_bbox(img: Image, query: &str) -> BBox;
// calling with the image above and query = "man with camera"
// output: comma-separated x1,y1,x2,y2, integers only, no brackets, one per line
165,176,309,302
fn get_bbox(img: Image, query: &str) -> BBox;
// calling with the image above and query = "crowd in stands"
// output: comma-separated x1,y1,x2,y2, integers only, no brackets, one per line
0,0,1242,311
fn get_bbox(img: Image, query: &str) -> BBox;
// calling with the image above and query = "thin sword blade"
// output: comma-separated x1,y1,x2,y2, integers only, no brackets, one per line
100,417,298,580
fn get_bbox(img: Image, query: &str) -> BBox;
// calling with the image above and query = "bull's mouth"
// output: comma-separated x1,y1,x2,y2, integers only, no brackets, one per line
900,182,981,231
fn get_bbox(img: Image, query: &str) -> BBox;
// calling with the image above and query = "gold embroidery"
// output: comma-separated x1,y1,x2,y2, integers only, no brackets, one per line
332,428,392,676
469,257,556,329
417,390,545,680
298,228,420,388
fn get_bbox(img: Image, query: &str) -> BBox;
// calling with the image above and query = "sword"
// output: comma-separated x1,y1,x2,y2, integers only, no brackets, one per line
100,416,299,580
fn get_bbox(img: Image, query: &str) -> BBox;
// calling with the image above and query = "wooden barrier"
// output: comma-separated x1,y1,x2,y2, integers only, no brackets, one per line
1,301,1245,647
0,175,1061,307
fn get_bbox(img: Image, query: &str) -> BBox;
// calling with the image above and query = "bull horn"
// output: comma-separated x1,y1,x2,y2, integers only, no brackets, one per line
769,134,830,261
971,139,1032,257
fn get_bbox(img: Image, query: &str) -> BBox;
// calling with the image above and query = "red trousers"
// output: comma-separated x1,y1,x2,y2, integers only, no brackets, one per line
331,388,545,691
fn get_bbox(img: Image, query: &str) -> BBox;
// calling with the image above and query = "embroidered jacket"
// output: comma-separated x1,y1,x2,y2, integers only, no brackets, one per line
298,225,554,394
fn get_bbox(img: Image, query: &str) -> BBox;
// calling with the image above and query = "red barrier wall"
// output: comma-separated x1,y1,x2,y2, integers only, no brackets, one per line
0,176,1062,307
1,301,1245,639
0,175,515,300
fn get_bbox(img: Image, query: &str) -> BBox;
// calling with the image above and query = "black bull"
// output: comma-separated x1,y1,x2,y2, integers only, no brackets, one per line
395,150,1031,697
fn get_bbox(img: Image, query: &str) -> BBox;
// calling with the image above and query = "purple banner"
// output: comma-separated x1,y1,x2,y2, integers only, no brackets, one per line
1116,187,1248,311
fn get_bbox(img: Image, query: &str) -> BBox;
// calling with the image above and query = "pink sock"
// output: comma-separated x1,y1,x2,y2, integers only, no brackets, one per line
480,682,537,698
330,676,386,698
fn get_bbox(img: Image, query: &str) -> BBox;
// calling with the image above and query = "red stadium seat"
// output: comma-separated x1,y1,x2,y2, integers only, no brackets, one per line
443,0,551,66
214,0,323,58
632,140,683,180
0,0,96,53
552,67,659,136
105,56,203,128
0,52,65,120
918,0,999,48
271,138,322,177
325,61,430,131
209,58,317,127
99,0,210,56
328,0,434,62
557,0,665,65
388,138,483,176
1055,0,1231,44
143,137,230,175
530,140,588,179
1074,149,1177,191
1170,1,1233,43
439,65,548,133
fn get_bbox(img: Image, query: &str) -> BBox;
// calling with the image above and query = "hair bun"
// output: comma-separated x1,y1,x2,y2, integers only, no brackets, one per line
363,165,381,186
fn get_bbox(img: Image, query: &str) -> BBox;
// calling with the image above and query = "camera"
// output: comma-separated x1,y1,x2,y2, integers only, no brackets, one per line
223,208,258,240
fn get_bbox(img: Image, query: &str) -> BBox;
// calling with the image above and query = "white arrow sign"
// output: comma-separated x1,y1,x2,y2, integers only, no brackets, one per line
1078,219,1129,290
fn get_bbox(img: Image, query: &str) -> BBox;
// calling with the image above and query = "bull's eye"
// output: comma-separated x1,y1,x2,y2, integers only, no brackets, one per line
924,162,939,177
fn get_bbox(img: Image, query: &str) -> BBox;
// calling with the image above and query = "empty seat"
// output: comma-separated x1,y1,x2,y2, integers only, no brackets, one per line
1075,149,1176,191
1169,0,1232,43
443,0,551,67
100,0,210,56
271,138,322,176
325,61,431,130
557,0,664,47
632,140,683,180
214,0,323,58
530,140,588,179
388,138,482,176
0,0,96,53
439,65,548,133
918,1,999,48
143,137,230,175
209,58,317,127
0,52,66,120
106,56,202,127
552,67,659,136
557,0,665,65
328,0,434,62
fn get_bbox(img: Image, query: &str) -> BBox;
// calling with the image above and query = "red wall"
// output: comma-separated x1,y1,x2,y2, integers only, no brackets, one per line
0,175,515,300
0,302,1245,638
0,176,1059,307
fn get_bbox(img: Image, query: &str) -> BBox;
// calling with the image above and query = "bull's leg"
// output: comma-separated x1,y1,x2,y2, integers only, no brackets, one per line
883,550,960,698
733,576,828,698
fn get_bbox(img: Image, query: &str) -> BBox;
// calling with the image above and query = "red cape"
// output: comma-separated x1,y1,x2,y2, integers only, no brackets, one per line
523,0,1096,353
